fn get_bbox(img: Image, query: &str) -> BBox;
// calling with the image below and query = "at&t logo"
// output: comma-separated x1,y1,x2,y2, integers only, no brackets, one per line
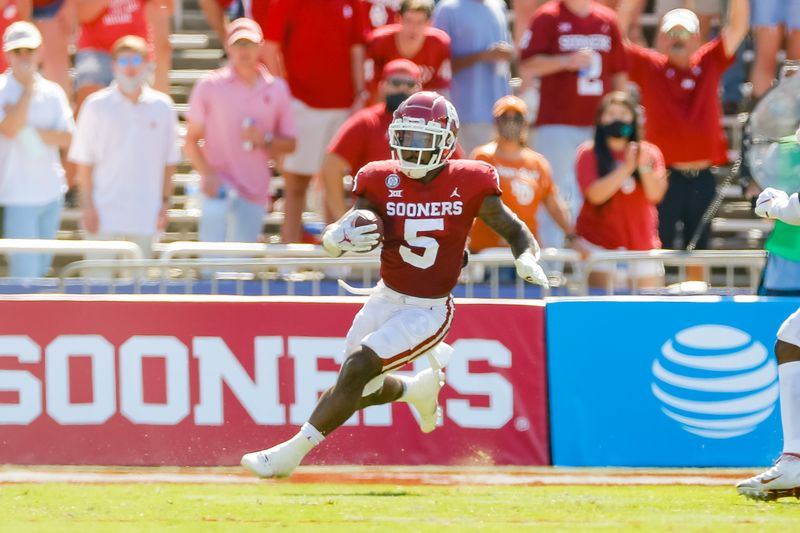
651,325,778,439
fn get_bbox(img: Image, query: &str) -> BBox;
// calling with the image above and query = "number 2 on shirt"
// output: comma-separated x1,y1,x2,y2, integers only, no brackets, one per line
577,51,603,96
400,218,443,269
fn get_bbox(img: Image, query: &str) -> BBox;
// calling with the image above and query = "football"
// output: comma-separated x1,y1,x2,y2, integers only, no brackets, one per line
351,209,384,250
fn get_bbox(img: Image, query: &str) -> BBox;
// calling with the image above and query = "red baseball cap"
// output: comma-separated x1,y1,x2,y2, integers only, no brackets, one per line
382,59,422,82
226,17,263,46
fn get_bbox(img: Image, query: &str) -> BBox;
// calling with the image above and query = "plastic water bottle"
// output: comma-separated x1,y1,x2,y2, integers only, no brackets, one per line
242,117,255,152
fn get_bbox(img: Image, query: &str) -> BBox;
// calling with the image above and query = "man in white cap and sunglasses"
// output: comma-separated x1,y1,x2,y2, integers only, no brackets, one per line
0,21,73,278
618,1,748,278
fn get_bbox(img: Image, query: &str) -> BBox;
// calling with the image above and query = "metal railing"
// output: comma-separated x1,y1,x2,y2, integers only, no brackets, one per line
51,248,768,298
0,239,144,260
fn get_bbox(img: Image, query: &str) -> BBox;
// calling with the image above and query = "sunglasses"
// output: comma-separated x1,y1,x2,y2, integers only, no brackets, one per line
386,77,417,89
497,113,525,124
116,55,144,67
666,28,693,41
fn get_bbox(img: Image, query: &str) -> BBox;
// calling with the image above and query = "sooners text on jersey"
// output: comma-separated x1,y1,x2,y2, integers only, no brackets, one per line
353,159,502,298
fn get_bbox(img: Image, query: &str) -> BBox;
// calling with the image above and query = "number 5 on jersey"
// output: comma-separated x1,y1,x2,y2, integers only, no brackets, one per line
400,218,444,269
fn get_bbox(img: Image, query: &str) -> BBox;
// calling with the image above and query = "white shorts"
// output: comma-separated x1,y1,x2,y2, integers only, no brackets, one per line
344,281,454,374
282,99,349,176
582,238,664,281
778,308,800,347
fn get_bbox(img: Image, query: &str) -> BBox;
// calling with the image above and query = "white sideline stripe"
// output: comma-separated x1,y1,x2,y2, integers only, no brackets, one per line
0,470,738,486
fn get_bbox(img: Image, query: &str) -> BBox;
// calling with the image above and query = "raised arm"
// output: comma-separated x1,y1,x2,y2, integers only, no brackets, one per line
721,0,750,57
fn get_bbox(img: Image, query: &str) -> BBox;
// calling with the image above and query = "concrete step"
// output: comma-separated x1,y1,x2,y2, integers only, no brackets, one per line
172,48,223,70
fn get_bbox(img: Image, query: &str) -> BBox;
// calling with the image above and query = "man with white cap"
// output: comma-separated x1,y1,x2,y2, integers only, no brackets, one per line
0,21,73,278
618,1,748,275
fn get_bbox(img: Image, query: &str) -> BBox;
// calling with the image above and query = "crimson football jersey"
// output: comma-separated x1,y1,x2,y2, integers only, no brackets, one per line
519,1,627,127
366,24,452,95
353,159,501,297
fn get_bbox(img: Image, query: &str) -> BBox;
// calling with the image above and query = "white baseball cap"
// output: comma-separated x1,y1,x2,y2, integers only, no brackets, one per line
3,21,42,52
660,8,700,34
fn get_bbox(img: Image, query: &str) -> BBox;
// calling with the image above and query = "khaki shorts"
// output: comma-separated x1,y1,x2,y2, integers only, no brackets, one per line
282,98,349,176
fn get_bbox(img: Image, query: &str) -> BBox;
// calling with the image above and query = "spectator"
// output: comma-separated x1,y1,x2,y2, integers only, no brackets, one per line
366,0,450,99
750,1,800,101
469,95,578,254
185,18,296,244
322,58,422,219
69,35,178,264
575,91,667,289
263,0,368,243
619,2,748,265
74,0,150,108
519,0,628,252
433,0,512,154
32,0,74,98
0,21,73,278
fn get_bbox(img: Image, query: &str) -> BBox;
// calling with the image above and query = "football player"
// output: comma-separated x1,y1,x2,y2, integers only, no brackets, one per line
241,92,548,478
736,186,800,500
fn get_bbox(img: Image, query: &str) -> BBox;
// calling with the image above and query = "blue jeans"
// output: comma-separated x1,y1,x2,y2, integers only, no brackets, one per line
3,198,63,278
198,191,265,243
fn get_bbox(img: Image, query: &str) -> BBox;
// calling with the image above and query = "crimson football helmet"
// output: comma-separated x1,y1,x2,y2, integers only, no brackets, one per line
388,91,459,179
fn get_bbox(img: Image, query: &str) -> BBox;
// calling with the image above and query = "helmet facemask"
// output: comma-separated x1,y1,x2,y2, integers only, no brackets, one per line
389,119,457,179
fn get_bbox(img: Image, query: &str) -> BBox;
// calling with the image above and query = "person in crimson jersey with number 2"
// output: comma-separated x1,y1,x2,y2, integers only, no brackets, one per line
241,92,548,479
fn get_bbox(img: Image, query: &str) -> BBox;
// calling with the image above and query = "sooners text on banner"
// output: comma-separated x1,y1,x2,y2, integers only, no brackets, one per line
0,296,548,466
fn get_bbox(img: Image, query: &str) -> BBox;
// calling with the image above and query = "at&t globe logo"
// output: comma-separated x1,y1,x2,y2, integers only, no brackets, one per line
651,325,778,439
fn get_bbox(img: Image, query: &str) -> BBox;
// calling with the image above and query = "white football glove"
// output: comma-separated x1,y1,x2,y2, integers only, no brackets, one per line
322,214,380,256
755,187,800,225
514,250,550,288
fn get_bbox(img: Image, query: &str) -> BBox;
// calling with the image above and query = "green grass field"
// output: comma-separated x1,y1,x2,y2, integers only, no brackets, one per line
0,481,798,532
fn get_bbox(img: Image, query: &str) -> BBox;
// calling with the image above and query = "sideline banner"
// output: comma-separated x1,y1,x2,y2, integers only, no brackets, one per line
0,297,548,466
547,297,800,467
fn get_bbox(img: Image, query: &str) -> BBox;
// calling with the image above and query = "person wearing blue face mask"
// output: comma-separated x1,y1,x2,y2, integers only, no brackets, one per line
574,91,668,289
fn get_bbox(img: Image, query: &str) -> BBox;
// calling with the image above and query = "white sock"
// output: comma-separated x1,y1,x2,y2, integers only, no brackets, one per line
779,361,800,454
278,422,325,462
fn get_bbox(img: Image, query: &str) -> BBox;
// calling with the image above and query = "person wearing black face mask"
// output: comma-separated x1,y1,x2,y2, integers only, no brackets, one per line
323,59,466,219
574,91,668,290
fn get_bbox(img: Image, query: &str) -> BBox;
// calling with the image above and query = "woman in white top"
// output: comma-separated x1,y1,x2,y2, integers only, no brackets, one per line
0,21,73,278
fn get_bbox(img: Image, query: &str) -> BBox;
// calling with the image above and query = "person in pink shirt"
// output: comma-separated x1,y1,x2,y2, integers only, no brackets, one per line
185,18,296,243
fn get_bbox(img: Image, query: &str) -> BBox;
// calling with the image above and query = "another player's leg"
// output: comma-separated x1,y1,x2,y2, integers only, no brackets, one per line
737,338,800,500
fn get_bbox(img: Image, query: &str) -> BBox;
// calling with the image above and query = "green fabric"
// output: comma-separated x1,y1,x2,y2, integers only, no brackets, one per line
766,219,800,261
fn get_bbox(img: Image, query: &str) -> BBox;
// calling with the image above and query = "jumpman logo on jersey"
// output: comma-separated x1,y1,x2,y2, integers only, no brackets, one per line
450,187,460,198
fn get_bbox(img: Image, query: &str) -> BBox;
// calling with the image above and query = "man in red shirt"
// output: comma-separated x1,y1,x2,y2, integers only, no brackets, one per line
263,0,369,244
366,0,450,98
518,0,628,250
619,1,748,258
323,58,422,220
240,92,549,479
